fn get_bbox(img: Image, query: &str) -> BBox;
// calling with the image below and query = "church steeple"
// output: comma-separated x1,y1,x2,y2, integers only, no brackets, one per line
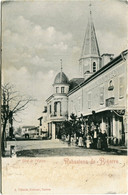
79,3,101,78
81,10,100,58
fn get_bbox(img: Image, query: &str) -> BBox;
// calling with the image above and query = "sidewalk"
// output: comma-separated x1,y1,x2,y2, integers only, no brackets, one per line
107,145,127,155
61,140,128,155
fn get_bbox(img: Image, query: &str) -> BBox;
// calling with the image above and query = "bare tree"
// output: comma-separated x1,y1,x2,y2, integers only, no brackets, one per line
1,83,35,156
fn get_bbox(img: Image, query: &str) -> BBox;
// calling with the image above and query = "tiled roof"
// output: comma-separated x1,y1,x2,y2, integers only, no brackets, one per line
69,78,84,91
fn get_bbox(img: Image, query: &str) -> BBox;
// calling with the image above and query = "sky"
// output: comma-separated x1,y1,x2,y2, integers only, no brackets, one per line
2,0,128,128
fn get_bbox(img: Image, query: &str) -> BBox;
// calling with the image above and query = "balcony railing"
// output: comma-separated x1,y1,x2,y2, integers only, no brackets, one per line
50,113,68,118
50,113,62,117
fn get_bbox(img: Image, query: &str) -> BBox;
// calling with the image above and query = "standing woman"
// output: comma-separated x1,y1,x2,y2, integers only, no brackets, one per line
101,130,108,150
93,125,98,149
97,129,102,149
78,130,84,147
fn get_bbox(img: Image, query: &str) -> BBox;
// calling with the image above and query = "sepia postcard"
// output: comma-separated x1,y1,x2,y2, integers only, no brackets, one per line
1,0,128,194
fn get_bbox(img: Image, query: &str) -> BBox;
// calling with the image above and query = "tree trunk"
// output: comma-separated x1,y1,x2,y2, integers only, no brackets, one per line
1,118,7,157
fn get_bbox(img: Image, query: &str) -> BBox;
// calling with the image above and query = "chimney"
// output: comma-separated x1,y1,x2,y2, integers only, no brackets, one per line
101,54,114,67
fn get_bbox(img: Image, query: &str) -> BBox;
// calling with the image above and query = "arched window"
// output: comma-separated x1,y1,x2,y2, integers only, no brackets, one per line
54,101,61,116
93,62,96,72
54,102,57,113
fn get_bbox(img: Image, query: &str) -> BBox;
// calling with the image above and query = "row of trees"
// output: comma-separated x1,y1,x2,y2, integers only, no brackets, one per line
60,113,84,142
1,83,34,156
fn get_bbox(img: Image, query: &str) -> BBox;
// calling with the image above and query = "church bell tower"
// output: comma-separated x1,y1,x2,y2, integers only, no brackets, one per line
79,4,101,79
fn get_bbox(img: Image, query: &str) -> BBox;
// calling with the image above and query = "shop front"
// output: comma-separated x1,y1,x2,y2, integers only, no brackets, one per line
82,109,126,146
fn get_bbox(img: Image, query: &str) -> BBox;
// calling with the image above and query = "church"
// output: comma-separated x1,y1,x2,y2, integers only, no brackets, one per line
45,8,128,146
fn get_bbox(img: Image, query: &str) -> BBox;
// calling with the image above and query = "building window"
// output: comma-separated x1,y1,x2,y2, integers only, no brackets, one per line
119,76,124,98
100,86,104,105
93,62,96,72
49,105,52,114
88,93,91,109
61,87,64,93
59,102,62,116
56,87,59,93
108,80,114,91
54,101,61,116
54,102,57,114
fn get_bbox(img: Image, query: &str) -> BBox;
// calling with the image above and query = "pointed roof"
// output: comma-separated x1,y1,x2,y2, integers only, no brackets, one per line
54,72,69,85
53,59,69,85
80,11,100,58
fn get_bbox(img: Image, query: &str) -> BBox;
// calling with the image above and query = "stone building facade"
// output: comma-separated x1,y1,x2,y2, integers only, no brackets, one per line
46,72,69,139
45,9,128,145
68,51,127,145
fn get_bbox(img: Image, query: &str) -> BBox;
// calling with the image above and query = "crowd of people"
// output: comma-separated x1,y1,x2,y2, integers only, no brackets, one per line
69,124,108,150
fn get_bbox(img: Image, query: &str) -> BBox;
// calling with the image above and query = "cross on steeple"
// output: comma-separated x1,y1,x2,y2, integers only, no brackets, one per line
89,1,92,15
